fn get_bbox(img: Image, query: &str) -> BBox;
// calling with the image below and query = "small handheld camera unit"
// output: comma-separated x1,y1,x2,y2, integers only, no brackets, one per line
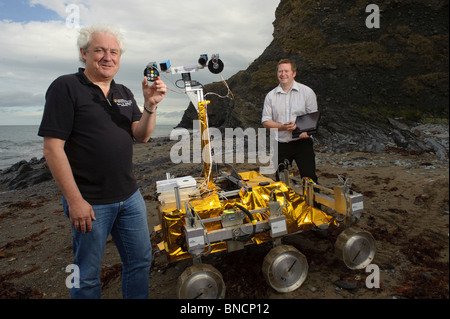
144,62,159,82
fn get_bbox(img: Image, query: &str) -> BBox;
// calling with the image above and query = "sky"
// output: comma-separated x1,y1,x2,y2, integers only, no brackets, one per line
0,0,280,125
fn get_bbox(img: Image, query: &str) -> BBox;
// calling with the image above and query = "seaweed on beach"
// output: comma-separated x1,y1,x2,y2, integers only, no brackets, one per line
394,235,449,299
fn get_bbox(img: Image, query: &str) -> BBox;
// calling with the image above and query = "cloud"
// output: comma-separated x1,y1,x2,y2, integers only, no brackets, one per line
0,91,45,107
0,20,79,93
0,0,279,125
0,106,44,126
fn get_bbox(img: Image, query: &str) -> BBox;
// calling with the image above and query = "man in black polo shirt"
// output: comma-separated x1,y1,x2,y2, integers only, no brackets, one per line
38,25,167,299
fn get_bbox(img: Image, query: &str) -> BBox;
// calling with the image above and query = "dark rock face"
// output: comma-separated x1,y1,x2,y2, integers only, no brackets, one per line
177,0,449,157
0,158,53,190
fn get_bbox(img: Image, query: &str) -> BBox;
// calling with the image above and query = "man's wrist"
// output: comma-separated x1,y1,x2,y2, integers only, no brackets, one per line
144,104,157,114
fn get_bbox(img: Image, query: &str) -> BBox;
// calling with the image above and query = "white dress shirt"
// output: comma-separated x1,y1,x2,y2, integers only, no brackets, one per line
261,81,318,142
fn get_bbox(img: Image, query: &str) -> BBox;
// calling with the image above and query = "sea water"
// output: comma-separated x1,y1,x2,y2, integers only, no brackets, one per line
0,125,42,170
0,124,176,170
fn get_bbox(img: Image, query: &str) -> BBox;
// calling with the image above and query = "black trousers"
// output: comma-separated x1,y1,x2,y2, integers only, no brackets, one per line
276,138,318,183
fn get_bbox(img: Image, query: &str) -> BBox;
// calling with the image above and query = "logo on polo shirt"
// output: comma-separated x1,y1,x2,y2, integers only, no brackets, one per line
114,99,133,107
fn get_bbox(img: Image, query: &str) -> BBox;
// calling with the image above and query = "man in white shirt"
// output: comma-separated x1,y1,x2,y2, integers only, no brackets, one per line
261,59,318,183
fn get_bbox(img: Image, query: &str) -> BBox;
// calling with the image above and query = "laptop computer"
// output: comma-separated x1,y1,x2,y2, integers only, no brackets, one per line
292,111,320,138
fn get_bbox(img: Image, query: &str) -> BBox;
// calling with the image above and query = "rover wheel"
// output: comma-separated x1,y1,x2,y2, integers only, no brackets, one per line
335,227,376,270
177,264,226,299
262,245,308,293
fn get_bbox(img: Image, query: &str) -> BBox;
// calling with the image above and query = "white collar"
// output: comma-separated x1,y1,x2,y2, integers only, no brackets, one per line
275,81,301,94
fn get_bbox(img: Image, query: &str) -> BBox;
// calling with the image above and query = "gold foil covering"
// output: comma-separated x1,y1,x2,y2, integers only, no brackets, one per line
159,171,336,263
198,101,214,188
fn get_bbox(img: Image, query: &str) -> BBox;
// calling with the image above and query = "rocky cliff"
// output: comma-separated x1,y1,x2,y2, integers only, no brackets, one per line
177,0,448,157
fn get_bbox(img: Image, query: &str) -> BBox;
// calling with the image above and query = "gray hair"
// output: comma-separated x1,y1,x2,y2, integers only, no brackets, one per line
77,24,126,64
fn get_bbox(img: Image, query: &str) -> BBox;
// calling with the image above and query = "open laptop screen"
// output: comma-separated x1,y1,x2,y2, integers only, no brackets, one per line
292,111,320,138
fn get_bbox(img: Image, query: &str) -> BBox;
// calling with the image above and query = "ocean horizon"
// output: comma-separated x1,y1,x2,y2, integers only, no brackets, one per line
0,124,177,170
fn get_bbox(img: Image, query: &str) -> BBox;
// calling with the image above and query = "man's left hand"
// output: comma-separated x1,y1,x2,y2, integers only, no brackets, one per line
142,77,167,107
299,132,310,139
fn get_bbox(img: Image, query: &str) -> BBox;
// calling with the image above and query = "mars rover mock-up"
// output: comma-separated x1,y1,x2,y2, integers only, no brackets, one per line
145,55,376,299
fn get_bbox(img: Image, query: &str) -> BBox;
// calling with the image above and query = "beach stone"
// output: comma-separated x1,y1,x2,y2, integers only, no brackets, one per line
1,159,53,190
5,167,53,190
424,137,448,161
17,162,33,174
334,280,357,290
392,130,409,148
1,160,28,174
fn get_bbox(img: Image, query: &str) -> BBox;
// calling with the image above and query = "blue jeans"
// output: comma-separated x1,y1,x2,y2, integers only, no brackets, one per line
63,190,152,299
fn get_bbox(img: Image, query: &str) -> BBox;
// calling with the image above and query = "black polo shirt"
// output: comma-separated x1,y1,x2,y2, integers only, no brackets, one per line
39,68,143,205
